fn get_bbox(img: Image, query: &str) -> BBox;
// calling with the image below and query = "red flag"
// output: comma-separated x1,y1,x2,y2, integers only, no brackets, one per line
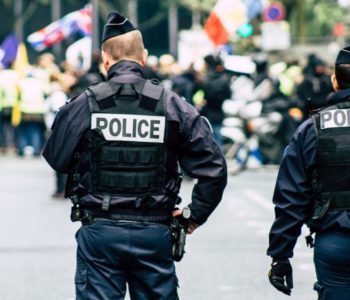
204,0,268,46
204,13,230,46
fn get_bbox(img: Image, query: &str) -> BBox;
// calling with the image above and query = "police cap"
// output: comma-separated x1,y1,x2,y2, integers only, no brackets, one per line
101,11,136,44
335,46,350,65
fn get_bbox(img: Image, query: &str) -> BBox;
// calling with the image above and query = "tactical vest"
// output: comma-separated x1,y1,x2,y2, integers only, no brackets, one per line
312,101,350,219
86,77,168,196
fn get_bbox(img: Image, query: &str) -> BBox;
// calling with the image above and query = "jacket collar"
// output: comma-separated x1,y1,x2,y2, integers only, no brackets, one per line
327,88,350,106
107,60,144,80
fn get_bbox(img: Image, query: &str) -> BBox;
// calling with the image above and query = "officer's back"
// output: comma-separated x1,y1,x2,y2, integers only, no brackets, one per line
42,11,227,300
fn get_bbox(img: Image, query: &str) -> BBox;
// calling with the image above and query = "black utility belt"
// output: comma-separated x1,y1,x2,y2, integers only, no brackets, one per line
71,207,171,224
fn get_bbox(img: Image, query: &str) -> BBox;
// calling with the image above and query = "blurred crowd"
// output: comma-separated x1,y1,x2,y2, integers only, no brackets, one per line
140,51,334,167
0,49,335,178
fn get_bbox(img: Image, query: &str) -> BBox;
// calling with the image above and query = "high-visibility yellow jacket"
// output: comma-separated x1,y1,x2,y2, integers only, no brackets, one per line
18,76,48,115
0,69,19,110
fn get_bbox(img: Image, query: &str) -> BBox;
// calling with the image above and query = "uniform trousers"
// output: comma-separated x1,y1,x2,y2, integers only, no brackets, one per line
75,219,179,300
314,229,350,300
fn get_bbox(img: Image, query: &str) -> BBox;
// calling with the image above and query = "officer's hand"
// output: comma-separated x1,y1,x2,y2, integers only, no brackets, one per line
268,258,293,296
172,209,183,218
187,222,199,234
171,209,199,234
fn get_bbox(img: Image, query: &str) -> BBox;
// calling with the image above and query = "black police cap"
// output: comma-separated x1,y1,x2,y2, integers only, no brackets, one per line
335,46,350,65
101,11,136,44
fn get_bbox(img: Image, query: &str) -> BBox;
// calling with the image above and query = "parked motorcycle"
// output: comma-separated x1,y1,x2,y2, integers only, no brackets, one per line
220,73,302,174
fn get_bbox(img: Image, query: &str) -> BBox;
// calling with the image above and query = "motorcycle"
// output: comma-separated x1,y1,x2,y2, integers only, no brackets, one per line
220,73,302,174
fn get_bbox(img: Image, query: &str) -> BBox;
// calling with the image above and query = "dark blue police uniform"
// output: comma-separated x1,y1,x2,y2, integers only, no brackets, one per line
42,12,227,300
267,87,350,299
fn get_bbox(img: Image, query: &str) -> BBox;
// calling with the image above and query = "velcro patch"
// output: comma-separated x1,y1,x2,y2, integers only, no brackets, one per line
91,113,165,143
320,109,350,129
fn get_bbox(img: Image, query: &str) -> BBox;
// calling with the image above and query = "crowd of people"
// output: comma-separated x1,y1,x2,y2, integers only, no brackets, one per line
0,48,335,167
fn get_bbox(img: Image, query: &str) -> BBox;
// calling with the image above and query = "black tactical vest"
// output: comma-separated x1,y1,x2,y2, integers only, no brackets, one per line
86,77,168,195
312,101,350,218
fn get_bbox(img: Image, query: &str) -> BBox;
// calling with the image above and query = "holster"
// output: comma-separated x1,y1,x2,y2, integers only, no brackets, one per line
170,217,188,262
70,205,84,222
312,195,330,220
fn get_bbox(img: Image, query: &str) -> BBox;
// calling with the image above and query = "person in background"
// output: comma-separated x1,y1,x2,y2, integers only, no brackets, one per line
198,54,232,146
45,72,68,197
142,55,162,81
296,54,333,120
0,66,19,154
17,70,49,156
171,63,198,106
72,52,103,95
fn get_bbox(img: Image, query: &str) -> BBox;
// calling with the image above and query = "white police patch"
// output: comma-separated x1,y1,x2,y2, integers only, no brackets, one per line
91,113,165,143
320,109,350,129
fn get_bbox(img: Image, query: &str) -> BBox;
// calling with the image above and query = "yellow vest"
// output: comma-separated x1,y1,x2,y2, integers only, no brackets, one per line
18,76,47,114
0,69,19,108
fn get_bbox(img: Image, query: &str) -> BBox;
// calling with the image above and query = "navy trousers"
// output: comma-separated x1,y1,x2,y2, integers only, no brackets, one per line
314,230,350,300
75,220,179,300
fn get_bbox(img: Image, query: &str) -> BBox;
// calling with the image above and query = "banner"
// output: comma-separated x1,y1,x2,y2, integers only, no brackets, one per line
65,36,92,71
27,5,92,51
204,0,269,46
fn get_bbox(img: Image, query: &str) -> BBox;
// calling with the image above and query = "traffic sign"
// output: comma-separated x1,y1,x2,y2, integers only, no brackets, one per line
262,2,286,22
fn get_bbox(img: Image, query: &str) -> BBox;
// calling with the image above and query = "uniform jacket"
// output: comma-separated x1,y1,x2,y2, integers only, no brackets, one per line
267,88,350,259
42,60,227,225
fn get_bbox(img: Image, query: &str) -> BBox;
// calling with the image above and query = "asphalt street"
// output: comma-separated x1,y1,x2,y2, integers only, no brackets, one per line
0,155,317,300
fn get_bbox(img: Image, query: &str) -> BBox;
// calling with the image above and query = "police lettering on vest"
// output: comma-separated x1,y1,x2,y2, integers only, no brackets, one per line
91,113,165,143
320,109,350,129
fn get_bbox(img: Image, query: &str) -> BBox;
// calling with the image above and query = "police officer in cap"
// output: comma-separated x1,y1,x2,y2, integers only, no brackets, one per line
267,45,350,299
42,11,227,300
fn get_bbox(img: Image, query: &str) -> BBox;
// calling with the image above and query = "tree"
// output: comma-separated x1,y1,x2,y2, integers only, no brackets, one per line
280,0,346,43
179,0,216,27
305,0,346,38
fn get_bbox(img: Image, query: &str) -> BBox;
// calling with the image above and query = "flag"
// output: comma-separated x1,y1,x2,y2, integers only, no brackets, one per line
11,42,29,126
65,36,92,71
204,0,268,46
245,0,268,20
13,42,29,78
0,33,19,68
27,5,92,51
77,5,92,36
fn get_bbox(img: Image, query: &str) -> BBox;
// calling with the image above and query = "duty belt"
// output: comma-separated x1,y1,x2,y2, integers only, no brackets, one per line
71,207,171,224
312,191,350,220
329,197,350,210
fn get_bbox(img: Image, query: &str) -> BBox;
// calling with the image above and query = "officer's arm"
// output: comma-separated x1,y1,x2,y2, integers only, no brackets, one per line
267,119,316,258
42,95,90,173
177,107,228,226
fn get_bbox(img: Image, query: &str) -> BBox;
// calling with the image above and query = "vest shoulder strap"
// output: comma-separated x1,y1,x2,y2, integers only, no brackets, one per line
133,79,164,112
89,82,115,101
337,101,350,109
87,82,121,112
87,78,165,112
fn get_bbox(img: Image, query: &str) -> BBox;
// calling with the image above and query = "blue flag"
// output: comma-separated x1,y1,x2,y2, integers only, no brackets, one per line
244,0,268,20
0,33,19,68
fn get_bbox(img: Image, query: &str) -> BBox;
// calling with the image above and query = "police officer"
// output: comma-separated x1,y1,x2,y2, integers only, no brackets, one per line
267,46,350,299
42,11,227,300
